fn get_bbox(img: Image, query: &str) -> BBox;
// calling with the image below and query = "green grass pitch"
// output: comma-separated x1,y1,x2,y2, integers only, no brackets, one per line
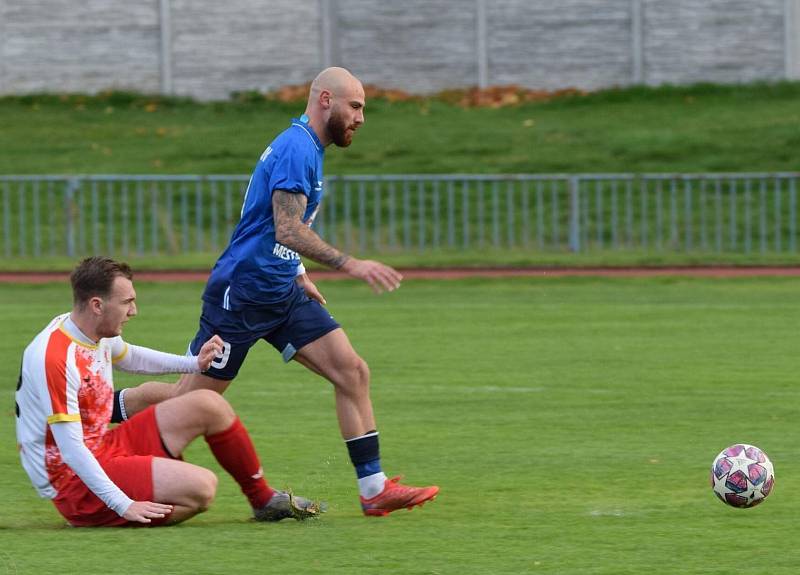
1,277,800,574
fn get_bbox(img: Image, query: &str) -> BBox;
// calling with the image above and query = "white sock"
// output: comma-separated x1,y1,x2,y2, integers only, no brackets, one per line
358,472,387,499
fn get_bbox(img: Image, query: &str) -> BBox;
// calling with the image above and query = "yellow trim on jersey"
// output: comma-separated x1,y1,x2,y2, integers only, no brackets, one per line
112,342,129,364
58,321,98,349
47,413,81,424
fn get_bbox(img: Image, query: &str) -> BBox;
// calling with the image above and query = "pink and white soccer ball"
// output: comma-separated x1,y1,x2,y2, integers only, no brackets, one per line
710,443,774,508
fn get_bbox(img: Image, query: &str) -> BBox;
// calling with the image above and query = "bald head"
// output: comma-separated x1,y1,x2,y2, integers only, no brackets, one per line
309,67,361,104
304,67,365,148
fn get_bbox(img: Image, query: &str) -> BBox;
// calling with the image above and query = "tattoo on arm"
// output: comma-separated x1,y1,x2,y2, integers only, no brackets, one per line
273,190,350,269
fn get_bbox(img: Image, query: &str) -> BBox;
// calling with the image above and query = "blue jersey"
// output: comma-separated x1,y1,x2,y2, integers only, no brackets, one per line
203,116,325,309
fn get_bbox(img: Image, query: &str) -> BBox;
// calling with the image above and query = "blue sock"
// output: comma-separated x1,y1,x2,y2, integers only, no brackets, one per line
346,430,381,475
355,458,382,479
346,431,387,497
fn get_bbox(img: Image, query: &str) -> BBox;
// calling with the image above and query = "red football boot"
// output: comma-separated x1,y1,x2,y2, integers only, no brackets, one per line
360,476,439,516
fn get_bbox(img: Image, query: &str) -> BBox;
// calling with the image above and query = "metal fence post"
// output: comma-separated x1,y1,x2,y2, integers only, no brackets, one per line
775,177,782,252
569,176,581,252
32,180,41,256
790,177,797,252
2,181,10,258
65,178,80,257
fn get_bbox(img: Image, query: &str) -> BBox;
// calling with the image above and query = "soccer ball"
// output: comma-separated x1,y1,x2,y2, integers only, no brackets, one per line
710,443,774,508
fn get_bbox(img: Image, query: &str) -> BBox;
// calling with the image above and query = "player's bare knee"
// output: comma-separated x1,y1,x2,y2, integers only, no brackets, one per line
187,388,235,423
354,357,370,388
333,356,370,397
193,469,218,512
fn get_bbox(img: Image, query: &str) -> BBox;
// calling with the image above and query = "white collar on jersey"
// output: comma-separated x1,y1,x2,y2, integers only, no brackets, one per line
62,314,98,346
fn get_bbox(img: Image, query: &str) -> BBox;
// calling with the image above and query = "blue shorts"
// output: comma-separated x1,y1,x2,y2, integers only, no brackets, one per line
188,284,340,380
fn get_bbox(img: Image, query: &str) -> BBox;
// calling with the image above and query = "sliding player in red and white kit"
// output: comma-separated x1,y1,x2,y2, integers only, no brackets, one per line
15,256,321,526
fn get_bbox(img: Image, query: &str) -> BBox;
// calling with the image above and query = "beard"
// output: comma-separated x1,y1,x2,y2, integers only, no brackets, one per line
327,107,354,147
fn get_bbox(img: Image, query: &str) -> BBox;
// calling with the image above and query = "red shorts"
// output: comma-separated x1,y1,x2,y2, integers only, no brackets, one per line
52,405,175,527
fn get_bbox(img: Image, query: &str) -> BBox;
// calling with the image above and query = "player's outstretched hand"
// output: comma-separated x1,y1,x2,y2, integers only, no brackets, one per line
296,273,327,305
197,335,225,371
123,500,173,524
342,258,402,293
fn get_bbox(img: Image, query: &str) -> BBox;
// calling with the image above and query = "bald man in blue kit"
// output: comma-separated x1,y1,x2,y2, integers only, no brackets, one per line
179,68,439,516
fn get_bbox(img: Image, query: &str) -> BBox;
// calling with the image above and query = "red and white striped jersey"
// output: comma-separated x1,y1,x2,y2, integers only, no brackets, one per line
16,313,128,499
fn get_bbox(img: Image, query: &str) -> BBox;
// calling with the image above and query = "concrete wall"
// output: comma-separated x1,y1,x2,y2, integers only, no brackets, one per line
2,0,161,94
486,0,634,91
169,0,321,98
0,0,796,99
643,0,785,85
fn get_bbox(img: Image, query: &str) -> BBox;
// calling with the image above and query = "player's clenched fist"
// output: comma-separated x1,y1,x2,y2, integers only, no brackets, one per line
196,335,226,371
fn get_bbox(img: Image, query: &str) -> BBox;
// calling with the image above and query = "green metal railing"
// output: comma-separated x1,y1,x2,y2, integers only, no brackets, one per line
1,173,797,258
